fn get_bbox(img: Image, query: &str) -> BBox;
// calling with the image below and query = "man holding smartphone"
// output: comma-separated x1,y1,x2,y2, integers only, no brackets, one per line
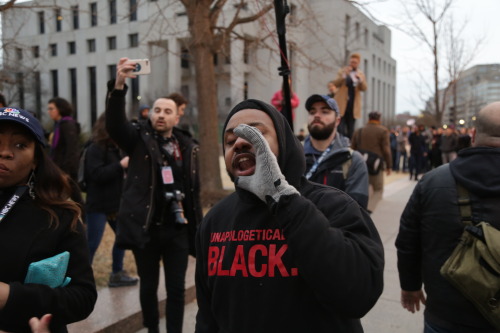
105,58,202,333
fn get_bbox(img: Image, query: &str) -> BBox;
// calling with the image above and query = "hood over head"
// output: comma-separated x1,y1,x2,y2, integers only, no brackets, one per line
222,99,305,188
450,147,500,197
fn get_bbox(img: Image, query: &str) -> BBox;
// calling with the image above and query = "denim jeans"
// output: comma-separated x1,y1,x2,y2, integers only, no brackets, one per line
133,223,189,333
86,212,125,273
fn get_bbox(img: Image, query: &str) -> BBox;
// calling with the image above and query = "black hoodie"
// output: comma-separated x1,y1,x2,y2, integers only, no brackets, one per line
195,99,384,333
397,146,500,331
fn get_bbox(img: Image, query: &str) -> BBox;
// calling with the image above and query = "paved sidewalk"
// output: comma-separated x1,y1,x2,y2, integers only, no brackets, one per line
143,173,426,333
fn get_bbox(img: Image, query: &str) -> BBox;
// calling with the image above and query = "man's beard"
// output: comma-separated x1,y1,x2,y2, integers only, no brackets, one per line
308,121,335,140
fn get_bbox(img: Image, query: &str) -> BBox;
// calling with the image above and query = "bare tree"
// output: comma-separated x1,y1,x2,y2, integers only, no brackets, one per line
178,0,273,200
399,0,453,125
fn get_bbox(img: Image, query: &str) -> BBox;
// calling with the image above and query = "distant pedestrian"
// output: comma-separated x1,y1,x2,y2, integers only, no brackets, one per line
47,97,81,181
395,126,409,172
408,125,427,181
333,53,367,139
428,126,443,169
440,126,458,163
271,79,300,120
396,101,500,333
84,113,138,288
326,80,337,98
137,105,150,122
457,127,472,151
351,111,392,212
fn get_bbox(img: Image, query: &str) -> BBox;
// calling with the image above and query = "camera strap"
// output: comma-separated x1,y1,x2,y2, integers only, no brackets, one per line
0,186,28,224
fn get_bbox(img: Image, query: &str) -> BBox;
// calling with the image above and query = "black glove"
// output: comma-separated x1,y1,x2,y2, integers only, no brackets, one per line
234,124,299,206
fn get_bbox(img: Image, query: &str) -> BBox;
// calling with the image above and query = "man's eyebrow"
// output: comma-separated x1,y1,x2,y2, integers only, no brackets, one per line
225,122,264,134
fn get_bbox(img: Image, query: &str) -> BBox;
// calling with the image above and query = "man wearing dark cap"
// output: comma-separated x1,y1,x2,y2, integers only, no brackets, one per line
351,111,392,213
195,99,384,332
303,94,369,209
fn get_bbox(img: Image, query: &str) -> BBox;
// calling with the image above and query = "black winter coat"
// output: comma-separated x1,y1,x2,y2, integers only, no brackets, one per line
84,142,124,214
51,118,81,181
0,190,97,333
396,147,500,331
105,85,202,255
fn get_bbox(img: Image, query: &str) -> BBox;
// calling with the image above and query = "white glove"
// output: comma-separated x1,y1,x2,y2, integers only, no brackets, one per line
234,124,299,205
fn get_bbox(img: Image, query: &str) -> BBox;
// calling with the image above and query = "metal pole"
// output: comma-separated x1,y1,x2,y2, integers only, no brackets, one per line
274,0,293,131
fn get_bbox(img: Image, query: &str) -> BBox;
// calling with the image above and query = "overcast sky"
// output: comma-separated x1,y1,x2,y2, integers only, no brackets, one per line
360,0,500,115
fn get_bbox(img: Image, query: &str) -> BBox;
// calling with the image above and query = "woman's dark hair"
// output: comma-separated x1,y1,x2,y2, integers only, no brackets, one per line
91,113,112,148
33,143,81,230
48,97,74,117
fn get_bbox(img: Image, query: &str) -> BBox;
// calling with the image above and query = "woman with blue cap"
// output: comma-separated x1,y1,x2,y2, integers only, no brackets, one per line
0,107,96,333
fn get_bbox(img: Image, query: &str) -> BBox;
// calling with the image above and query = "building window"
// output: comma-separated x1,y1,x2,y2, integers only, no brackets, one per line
90,2,98,27
88,67,97,125
16,73,24,109
364,28,369,46
50,43,57,56
108,64,117,80
38,11,45,34
68,41,76,55
55,8,62,32
72,5,79,29
109,0,117,24
345,15,350,37
34,71,42,119
87,39,96,53
243,40,250,64
355,22,360,40
32,46,39,58
51,69,58,97
130,0,137,21
129,33,139,47
107,36,117,50
69,68,78,118
16,48,23,60
181,48,189,68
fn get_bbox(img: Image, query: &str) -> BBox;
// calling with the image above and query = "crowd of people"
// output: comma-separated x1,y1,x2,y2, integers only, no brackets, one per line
0,53,498,333
389,123,473,180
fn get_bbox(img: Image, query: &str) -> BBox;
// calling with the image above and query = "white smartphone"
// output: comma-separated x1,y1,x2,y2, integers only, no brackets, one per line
130,59,151,75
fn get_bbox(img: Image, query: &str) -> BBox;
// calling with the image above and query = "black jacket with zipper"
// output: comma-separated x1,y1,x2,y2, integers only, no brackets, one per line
105,83,202,255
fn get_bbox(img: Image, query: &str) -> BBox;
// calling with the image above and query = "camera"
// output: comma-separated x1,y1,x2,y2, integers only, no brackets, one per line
165,190,187,225
130,58,151,75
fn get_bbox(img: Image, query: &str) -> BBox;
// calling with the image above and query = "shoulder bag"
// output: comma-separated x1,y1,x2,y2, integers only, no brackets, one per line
440,184,500,330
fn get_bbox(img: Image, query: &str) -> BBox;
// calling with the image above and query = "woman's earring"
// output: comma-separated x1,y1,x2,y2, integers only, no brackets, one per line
28,170,36,199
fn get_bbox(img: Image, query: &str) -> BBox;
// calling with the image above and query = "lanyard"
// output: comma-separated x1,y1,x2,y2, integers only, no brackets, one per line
0,186,27,223
305,139,335,180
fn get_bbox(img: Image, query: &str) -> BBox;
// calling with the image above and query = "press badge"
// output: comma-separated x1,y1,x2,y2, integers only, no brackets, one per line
161,166,174,184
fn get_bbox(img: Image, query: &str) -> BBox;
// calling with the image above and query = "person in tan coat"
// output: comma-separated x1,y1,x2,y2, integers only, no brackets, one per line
351,111,392,213
333,53,367,139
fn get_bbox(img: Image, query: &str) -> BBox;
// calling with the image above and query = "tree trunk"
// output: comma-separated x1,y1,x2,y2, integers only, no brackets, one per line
432,22,442,125
187,3,224,201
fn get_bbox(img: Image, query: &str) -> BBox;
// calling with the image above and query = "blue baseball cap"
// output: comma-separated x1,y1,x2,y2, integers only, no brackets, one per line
305,94,339,115
0,107,46,146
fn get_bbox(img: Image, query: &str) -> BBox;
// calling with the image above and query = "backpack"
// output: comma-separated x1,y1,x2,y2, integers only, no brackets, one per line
440,184,500,330
77,141,91,192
